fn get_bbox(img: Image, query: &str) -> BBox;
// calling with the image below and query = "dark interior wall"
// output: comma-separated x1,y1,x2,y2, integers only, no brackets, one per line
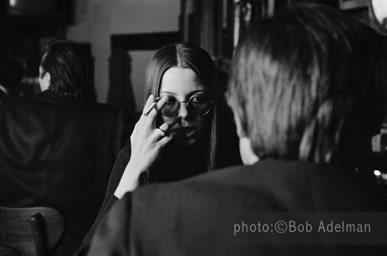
0,0,74,77
66,0,180,105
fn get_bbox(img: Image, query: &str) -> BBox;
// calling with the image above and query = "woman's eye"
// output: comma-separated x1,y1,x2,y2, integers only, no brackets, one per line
191,95,206,103
165,97,177,104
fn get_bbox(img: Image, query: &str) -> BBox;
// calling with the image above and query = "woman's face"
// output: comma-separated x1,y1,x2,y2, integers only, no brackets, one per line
159,67,211,147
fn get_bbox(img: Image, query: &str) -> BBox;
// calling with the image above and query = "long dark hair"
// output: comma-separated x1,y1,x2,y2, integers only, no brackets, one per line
144,43,220,172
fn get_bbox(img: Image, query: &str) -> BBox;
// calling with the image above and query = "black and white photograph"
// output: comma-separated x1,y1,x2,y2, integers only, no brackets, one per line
1,0,387,255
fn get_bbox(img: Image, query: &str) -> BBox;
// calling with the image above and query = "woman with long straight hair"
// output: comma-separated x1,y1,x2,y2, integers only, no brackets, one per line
80,43,241,247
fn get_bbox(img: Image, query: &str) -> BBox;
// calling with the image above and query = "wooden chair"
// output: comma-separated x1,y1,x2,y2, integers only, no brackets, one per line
0,206,65,256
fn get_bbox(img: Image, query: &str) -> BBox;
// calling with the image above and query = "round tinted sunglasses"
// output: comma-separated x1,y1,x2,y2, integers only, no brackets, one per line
160,92,213,117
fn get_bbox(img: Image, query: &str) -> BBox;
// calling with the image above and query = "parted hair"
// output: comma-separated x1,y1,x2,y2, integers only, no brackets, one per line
144,43,221,171
40,40,92,100
227,3,387,167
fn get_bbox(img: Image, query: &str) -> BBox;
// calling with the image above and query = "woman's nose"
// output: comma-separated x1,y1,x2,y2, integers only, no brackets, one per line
177,102,188,119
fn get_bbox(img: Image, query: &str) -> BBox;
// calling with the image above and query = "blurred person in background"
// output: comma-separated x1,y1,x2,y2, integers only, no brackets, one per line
0,40,133,255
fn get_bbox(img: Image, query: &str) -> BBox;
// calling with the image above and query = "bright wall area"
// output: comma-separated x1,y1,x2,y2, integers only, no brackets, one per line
66,0,180,110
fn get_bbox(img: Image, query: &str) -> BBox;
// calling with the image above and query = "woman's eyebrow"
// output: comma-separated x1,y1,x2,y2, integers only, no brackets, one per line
159,91,177,95
192,89,206,94
159,90,206,96
187,90,207,97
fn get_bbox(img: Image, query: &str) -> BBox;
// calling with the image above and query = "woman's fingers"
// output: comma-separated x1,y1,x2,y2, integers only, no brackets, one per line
157,121,176,146
145,96,168,126
135,95,177,145
140,95,169,130
157,118,178,136
143,94,167,118
128,108,176,178
142,95,156,116
158,132,173,146
138,95,159,133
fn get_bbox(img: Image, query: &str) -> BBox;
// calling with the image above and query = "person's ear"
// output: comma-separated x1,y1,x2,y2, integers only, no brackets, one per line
232,109,245,138
239,137,259,165
39,72,51,92
233,112,259,165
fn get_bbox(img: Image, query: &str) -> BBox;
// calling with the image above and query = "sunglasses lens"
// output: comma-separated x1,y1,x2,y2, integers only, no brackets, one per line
160,94,213,117
188,94,212,115
160,96,179,117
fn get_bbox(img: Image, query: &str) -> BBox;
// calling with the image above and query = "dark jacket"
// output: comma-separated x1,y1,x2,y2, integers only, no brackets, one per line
0,92,133,255
80,160,387,256
79,120,242,249
0,86,7,100
78,103,242,249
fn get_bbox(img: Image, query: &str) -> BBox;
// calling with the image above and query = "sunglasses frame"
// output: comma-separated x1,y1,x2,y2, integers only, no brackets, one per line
159,92,214,117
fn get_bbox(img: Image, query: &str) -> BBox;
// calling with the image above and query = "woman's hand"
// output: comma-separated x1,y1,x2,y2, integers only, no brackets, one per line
115,95,177,198
129,94,177,172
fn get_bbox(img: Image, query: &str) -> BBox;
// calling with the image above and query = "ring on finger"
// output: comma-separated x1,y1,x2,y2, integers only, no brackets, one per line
158,127,167,137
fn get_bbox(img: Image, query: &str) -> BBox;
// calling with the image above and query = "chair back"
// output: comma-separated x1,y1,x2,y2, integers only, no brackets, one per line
0,206,65,256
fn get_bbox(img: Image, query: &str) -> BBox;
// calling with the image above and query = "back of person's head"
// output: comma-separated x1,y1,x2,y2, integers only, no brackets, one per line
227,3,387,168
40,40,92,101
0,58,25,94
144,43,221,170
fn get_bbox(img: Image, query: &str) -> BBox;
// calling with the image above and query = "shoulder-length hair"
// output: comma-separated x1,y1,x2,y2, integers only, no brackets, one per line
144,43,220,171
227,3,387,168
40,40,93,101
